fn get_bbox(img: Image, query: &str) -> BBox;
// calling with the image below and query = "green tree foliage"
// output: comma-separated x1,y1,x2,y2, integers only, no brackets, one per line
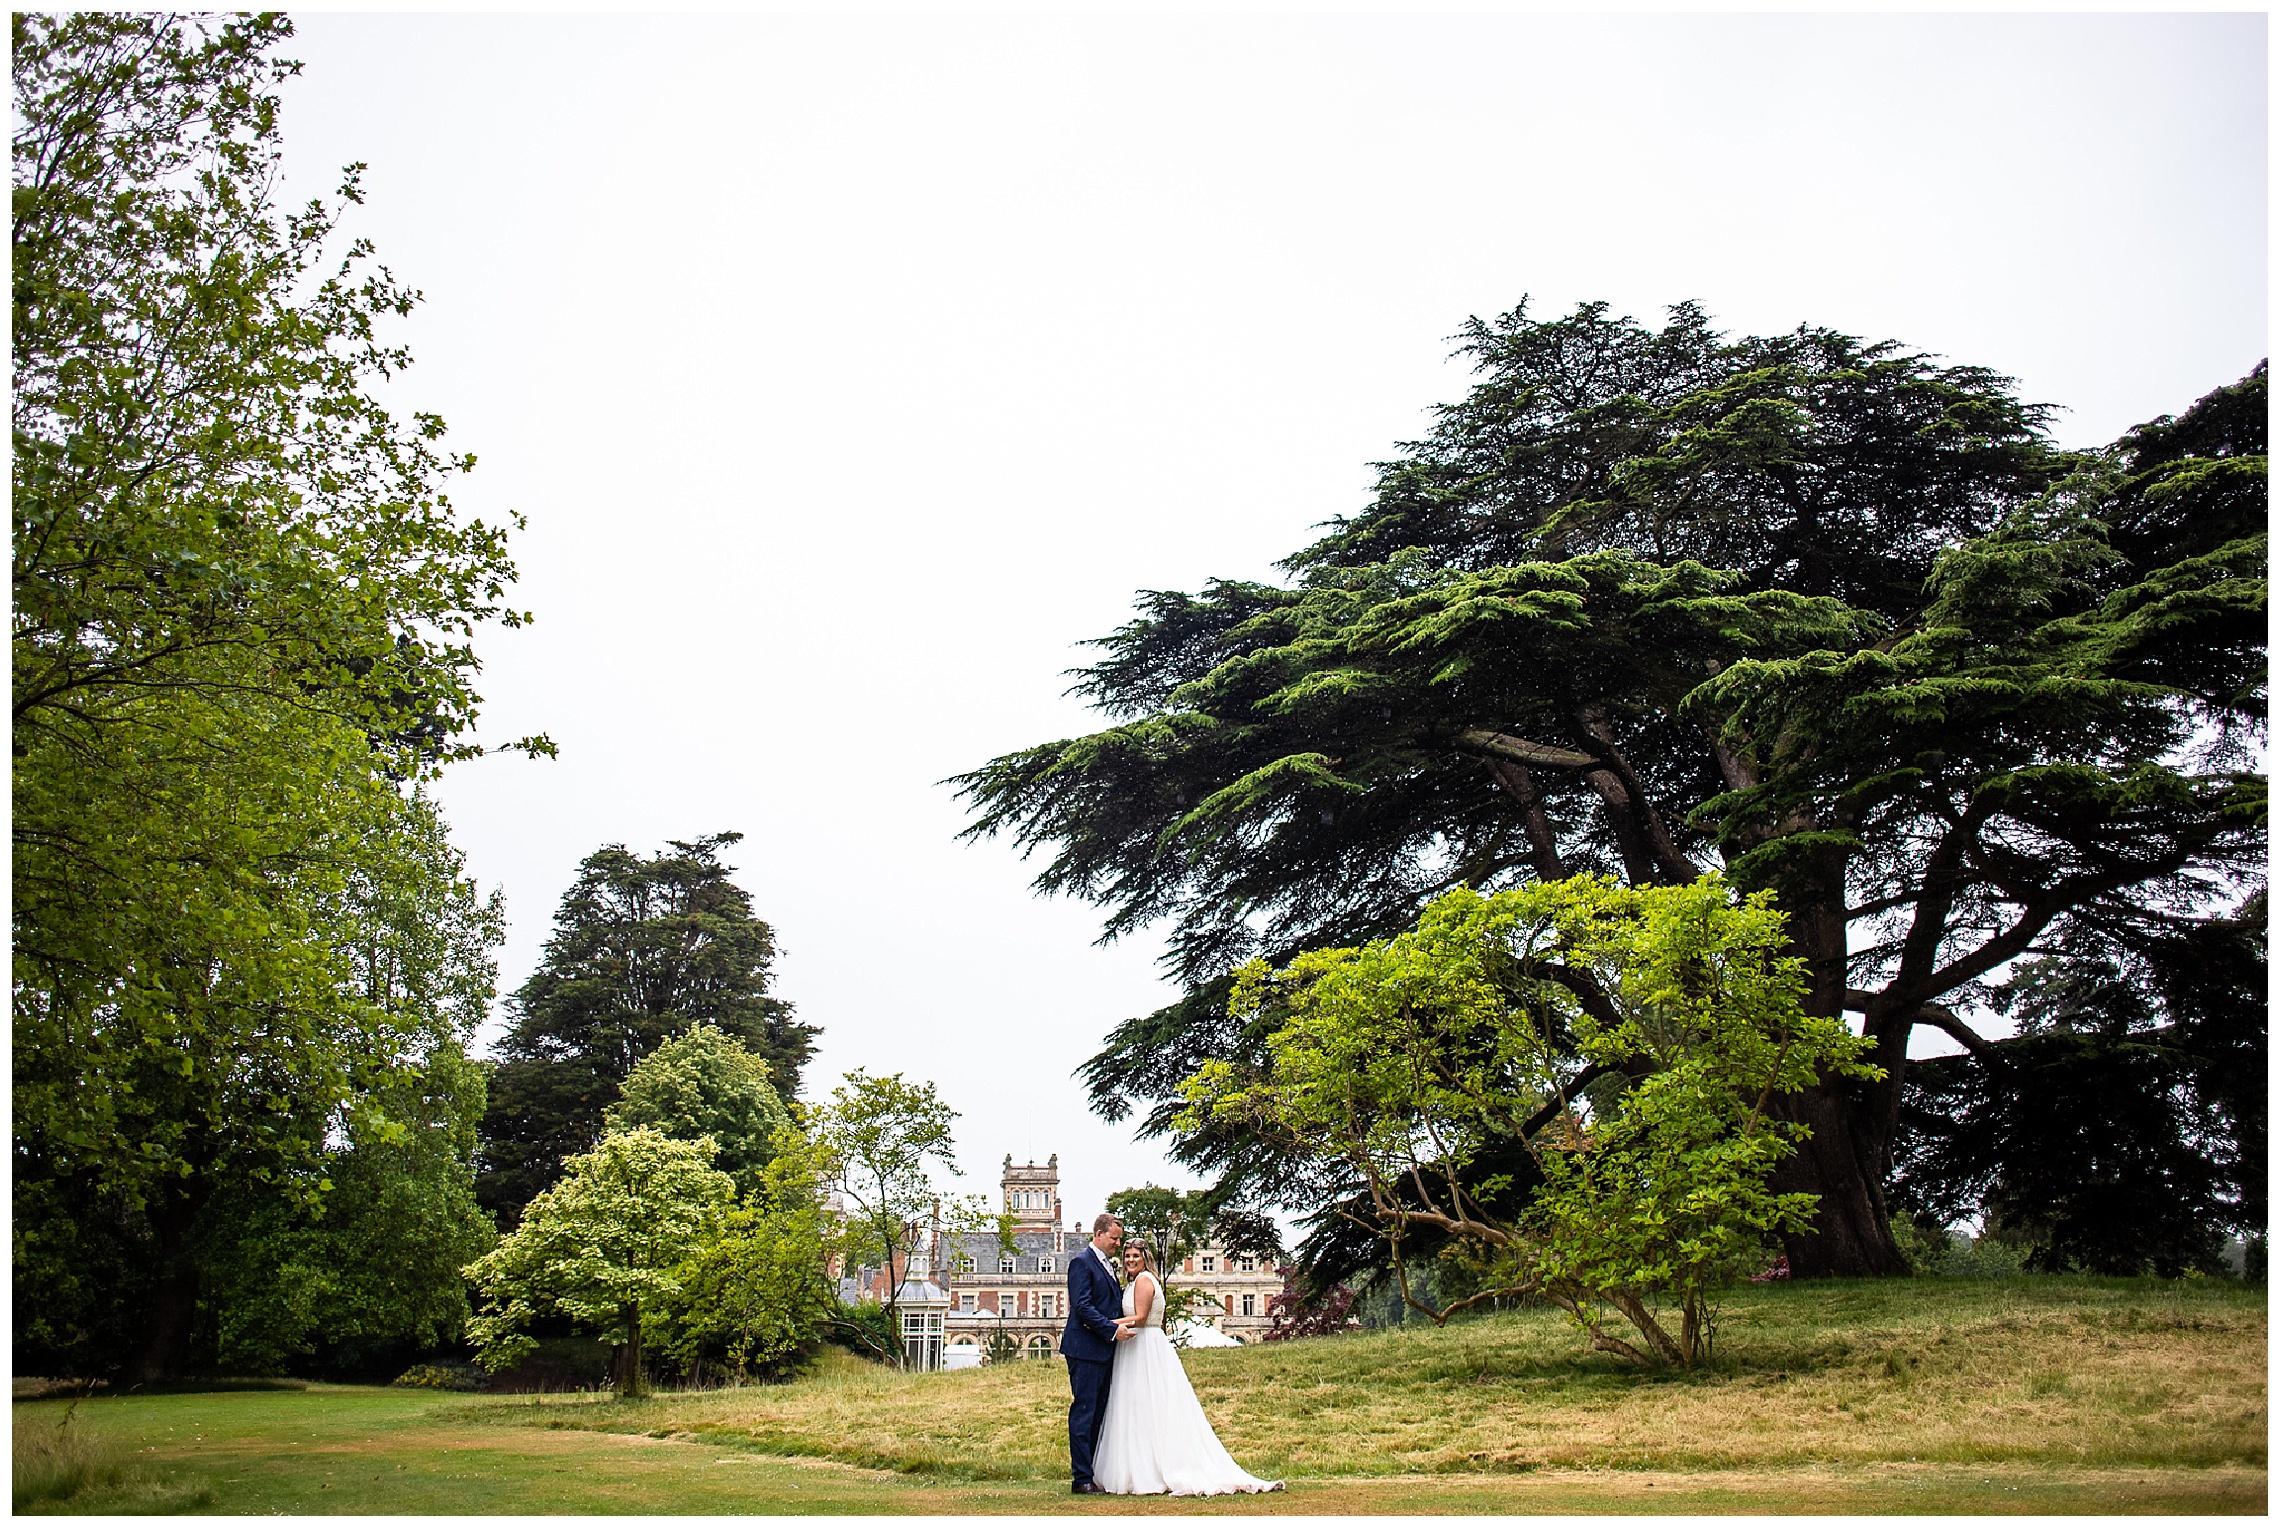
14,786,508,1381
12,13,538,762
11,14,533,1381
464,1127,734,1397
808,1070,975,1365
1104,1184,1217,1333
1892,895,2266,1276
957,300,2266,1277
478,834,815,1224
1186,876,1874,1365
605,1026,794,1201
193,1045,500,1376
1104,1185,1213,1272
653,1133,835,1383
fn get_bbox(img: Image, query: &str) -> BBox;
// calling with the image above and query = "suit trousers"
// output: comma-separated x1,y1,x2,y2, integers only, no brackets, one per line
1066,1355,1113,1487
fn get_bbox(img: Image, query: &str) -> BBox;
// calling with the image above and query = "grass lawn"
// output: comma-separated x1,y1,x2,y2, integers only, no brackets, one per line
15,1275,2266,1515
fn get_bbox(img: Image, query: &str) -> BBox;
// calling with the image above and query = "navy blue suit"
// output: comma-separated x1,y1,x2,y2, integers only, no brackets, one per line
1062,1245,1124,1487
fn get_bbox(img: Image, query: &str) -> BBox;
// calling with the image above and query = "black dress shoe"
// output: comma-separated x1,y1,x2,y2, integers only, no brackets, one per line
1072,1482,1105,1494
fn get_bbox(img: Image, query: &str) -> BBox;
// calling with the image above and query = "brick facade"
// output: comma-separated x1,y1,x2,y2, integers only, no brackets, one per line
924,1155,1290,1358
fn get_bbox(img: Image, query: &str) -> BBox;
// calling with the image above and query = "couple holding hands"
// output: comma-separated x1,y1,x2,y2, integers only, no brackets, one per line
1060,1212,1283,1497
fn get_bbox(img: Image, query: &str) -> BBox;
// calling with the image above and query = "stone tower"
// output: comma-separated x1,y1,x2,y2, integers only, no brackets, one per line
1001,1153,1062,1234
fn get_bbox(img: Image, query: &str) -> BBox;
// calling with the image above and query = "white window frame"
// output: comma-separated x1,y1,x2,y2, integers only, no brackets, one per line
1038,1255,1055,1273
999,1252,1018,1274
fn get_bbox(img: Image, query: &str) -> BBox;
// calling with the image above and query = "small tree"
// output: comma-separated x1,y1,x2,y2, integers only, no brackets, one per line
1104,1185,1210,1272
605,1027,794,1200
1261,1272,1359,1342
1105,1184,1215,1336
654,1131,834,1383
808,1071,970,1368
811,1071,953,1368
1185,875,1876,1367
462,1128,733,1396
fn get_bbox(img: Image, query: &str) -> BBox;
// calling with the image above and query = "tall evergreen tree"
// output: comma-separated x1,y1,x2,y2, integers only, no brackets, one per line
477,835,814,1223
957,301,2265,1277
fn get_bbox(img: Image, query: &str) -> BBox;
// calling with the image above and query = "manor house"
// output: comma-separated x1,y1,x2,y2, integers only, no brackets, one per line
933,1155,1288,1358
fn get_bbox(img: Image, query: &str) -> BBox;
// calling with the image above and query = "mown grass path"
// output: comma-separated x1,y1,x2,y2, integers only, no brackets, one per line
15,1277,2266,1514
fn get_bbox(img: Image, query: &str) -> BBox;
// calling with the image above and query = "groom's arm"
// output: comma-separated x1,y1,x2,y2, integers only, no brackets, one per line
1068,1262,1124,1343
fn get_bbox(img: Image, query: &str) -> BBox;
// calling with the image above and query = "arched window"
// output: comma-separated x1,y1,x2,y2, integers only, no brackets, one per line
1027,1334,1054,1360
999,1253,1018,1274
1038,1256,1055,1274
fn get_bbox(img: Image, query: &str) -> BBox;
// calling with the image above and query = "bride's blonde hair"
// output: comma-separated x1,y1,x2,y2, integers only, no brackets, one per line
1122,1240,1154,1273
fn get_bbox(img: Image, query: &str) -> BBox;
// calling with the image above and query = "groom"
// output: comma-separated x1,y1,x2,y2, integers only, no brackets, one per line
1062,1211,1133,1494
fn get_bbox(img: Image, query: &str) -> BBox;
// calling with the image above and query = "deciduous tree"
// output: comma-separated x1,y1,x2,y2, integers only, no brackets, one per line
654,1133,835,1382
192,1043,500,1377
463,1127,734,1397
808,1071,975,1366
1103,1184,1217,1334
11,13,533,1380
605,1026,794,1201
1186,876,1874,1365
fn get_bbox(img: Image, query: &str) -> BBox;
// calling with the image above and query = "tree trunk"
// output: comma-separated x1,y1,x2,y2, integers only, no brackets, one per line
1769,1081,1909,1276
121,1185,204,1385
1773,865,1910,1277
617,1306,645,1397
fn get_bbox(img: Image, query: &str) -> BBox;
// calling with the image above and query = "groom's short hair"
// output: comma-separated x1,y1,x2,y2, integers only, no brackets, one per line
1092,1213,1122,1235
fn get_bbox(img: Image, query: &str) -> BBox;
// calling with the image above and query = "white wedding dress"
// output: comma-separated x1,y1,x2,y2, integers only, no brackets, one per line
1093,1271,1282,1496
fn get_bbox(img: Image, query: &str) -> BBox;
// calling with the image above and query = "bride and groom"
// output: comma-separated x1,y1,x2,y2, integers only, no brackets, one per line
1062,1212,1282,1496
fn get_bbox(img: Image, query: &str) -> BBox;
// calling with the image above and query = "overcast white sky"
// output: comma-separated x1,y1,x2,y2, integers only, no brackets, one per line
275,11,2265,1229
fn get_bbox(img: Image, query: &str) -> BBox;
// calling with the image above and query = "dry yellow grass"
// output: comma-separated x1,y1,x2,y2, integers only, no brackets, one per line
494,1275,2265,1480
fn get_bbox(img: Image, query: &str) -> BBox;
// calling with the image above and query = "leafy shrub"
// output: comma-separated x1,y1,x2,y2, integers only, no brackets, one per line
823,1300,897,1365
391,1361,490,1391
1890,1215,2028,1277
1262,1271,1359,1340
653,1136,834,1383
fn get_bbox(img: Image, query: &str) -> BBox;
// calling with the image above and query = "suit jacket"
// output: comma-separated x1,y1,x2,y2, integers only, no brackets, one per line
1061,1244,1124,1365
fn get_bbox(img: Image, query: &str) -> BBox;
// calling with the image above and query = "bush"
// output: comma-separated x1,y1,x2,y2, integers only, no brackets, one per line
822,1301,897,1365
1890,1215,2028,1277
652,1141,834,1384
391,1361,490,1391
1262,1270,1360,1341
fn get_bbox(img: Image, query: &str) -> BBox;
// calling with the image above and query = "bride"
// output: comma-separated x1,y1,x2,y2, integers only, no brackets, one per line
1092,1242,1284,1495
